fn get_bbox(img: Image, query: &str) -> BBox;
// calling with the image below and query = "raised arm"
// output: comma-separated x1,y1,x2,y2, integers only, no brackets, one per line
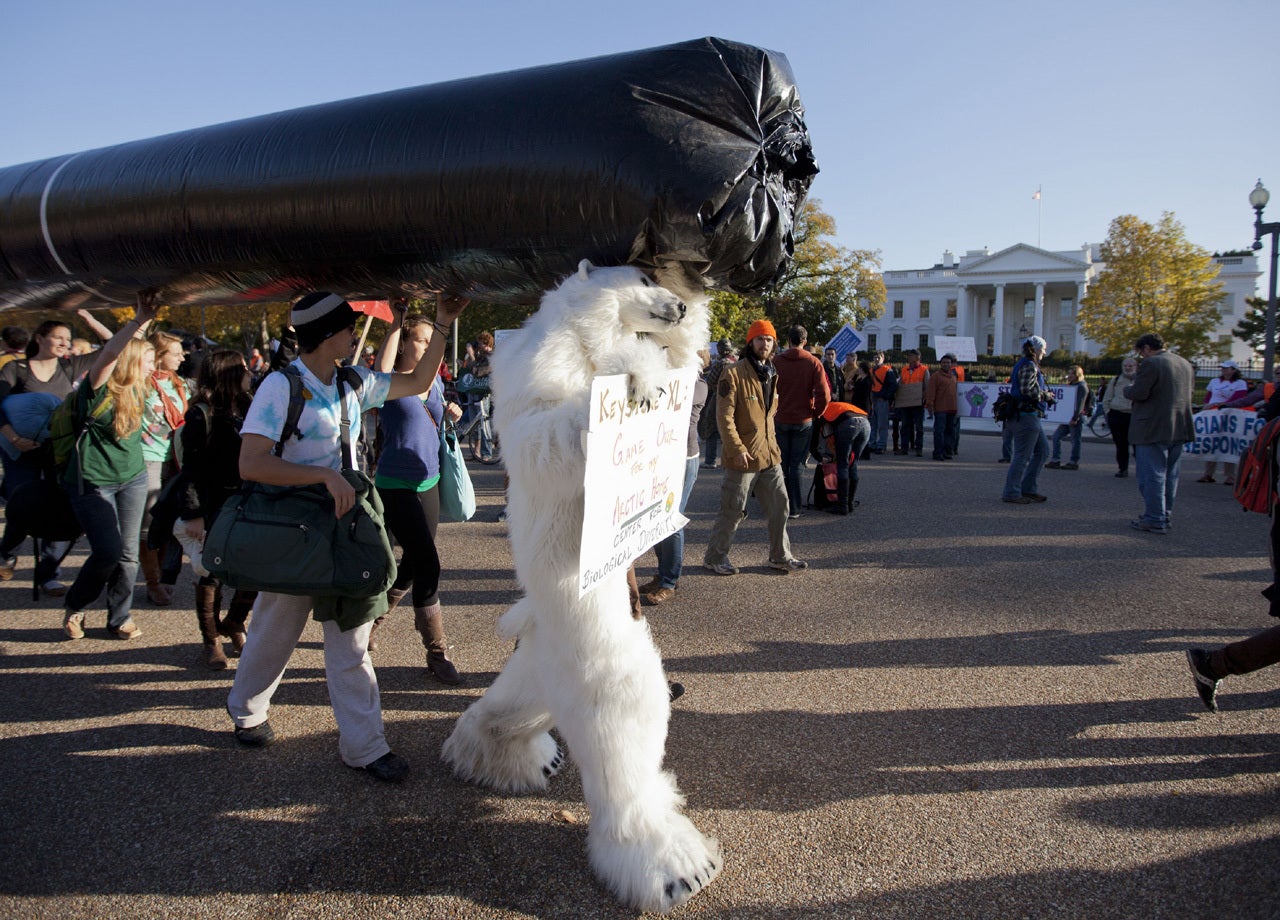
88,291,158,389
386,294,469,402
75,308,115,342
375,299,408,373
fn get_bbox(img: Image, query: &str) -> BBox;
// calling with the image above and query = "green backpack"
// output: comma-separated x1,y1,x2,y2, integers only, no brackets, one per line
48,383,112,489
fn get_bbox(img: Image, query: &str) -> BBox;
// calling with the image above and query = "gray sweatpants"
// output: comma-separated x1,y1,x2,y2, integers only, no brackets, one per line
227,591,390,769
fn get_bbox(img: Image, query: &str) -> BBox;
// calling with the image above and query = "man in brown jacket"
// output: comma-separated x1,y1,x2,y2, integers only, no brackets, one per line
925,353,960,461
703,320,807,576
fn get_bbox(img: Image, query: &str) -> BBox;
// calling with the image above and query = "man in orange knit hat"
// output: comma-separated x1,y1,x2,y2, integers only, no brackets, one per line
702,319,807,575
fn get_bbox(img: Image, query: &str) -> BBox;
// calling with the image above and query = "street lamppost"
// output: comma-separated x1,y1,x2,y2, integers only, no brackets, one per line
1250,179,1280,379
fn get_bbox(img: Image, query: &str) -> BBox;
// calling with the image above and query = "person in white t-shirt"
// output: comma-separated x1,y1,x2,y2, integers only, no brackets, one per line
226,290,467,783
1197,360,1249,486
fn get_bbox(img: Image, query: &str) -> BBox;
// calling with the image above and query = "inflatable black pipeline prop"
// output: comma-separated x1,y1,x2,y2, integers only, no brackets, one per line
0,36,817,312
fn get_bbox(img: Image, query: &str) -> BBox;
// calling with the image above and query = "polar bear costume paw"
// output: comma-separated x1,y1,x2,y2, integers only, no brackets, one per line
442,718,563,795
588,812,723,914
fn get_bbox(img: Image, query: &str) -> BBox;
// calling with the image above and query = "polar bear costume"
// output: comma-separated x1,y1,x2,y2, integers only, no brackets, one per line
442,261,720,912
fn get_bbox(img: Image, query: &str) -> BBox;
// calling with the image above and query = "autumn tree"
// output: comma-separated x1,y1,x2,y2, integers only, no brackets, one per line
1079,212,1226,357
707,199,885,347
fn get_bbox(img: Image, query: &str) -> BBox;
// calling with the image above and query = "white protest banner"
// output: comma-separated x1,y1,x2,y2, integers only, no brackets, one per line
956,381,1077,425
579,368,697,597
933,335,978,363
1185,407,1269,461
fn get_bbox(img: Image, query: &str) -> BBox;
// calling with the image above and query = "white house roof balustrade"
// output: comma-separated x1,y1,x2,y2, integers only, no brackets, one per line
865,242,1260,361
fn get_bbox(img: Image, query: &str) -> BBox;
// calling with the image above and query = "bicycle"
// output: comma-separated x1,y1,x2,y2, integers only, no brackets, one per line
456,394,501,465
1086,404,1110,438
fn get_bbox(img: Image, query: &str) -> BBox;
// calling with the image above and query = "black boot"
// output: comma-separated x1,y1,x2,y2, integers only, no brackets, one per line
832,481,849,515
847,478,859,513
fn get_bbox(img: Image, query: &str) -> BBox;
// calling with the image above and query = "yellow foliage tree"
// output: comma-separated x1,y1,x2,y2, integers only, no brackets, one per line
1079,212,1225,357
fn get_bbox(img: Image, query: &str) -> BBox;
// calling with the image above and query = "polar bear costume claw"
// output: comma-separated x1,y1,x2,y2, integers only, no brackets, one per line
442,260,720,912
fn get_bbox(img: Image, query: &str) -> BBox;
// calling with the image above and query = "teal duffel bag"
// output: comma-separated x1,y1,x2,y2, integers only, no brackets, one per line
203,468,396,599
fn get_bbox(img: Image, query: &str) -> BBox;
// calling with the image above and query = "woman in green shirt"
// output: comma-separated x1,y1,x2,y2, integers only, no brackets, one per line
62,295,158,641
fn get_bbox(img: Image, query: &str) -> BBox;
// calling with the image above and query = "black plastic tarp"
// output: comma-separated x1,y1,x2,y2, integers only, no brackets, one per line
0,36,817,311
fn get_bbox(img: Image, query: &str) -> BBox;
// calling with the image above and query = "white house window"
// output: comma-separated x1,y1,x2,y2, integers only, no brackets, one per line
1059,298,1074,318
918,334,929,351
892,333,903,351
1023,298,1035,318
1059,333,1071,352
986,334,994,355
867,334,877,351
919,299,930,319
946,298,957,318
893,300,904,319
986,299,995,319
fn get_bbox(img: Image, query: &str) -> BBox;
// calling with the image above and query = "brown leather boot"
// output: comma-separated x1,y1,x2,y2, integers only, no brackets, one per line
219,589,253,656
140,544,172,606
195,581,228,670
369,587,410,651
414,603,460,685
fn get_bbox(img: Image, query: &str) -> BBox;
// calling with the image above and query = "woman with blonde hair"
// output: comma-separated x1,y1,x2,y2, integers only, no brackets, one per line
138,331,190,605
61,294,159,640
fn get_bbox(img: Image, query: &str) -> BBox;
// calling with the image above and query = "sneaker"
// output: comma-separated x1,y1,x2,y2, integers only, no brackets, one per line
63,610,85,640
496,508,508,523
1062,462,1079,470
788,512,802,520
668,681,685,702
701,462,717,469
234,721,276,748
354,751,409,783
704,561,738,576
1021,493,1048,503
0,554,15,581
643,586,677,606
1130,518,1169,535
997,458,1011,463
1044,460,1062,469
107,620,143,640
41,579,68,598
768,558,808,573
1185,649,1220,712
1002,495,1033,504
1115,470,1128,478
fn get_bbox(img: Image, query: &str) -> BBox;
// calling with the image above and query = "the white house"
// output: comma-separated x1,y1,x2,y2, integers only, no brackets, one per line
860,243,1261,361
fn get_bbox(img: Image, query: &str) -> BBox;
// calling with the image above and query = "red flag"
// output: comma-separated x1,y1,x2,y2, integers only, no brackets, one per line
349,300,394,322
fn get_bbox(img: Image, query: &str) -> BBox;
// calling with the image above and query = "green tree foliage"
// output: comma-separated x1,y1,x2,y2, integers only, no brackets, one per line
708,199,885,348
1079,212,1226,357
1231,296,1268,353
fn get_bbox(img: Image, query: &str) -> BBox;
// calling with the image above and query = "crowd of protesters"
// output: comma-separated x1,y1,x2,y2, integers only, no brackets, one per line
2,299,1278,775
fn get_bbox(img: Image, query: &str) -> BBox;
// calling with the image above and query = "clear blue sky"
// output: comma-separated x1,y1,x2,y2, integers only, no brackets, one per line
4,0,1276,278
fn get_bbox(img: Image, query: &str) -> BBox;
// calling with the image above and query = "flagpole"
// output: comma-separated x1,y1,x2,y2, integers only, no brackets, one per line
1036,185,1042,248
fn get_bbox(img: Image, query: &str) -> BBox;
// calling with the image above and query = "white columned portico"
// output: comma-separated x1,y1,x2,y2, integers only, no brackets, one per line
1034,282,1045,338
956,284,968,337
993,284,1006,354
1075,280,1089,352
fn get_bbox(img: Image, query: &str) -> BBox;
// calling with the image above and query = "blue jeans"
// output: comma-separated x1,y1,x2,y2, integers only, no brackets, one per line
932,412,959,459
653,456,700,589
703,429,719,466
1001,421,1014,460
870,399,891,450
462,397,492,459
1003,414,1048,499
65,470,148,629
833,416,871,483
1051,421,1083,463
1134,442,1183,526
776,421,812,515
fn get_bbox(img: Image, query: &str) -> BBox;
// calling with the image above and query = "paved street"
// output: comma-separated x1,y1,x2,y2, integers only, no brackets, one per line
1,432,1277,919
